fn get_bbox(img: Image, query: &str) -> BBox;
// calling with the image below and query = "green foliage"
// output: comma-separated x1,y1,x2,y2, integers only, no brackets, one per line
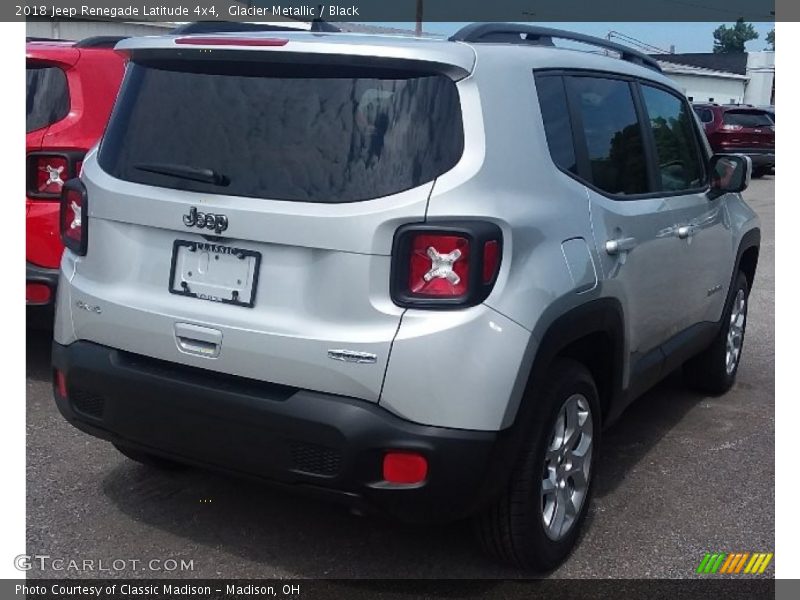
713,18,759,53
766,29,775,50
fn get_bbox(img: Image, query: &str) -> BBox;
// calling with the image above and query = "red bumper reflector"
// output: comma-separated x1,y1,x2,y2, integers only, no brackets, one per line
26,283,51,305
383,452,428,484
175,37,289,47
54,370,67,398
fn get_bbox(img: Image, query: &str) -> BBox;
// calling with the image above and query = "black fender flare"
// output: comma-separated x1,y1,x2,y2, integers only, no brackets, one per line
502,296,625,430
473,297,625,511
730,227,761,300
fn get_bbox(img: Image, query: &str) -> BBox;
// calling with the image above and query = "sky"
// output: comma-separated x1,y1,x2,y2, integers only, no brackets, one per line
367,22,775,54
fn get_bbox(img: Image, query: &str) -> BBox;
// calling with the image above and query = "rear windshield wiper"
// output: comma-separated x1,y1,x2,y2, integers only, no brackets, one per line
134,163,230,186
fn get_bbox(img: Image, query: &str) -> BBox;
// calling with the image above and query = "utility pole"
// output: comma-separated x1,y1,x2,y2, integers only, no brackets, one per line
415,0,423,37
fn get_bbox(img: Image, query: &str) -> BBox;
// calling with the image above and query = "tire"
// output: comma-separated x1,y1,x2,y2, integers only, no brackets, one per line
114,443,189,471
751,168,766,179
684,271,749,395
475,359,600,571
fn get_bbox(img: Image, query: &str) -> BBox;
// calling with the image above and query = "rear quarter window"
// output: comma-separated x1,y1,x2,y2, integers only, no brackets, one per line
99,59,464,203
535,75,578,175
26,64,69,133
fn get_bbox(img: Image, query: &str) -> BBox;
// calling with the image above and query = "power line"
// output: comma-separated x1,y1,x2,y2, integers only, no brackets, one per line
606,30,672,54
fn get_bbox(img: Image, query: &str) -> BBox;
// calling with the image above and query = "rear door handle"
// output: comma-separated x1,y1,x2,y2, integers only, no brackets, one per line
605,237,637,255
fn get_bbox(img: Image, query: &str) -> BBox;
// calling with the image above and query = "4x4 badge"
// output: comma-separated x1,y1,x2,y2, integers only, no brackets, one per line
183,206,228,234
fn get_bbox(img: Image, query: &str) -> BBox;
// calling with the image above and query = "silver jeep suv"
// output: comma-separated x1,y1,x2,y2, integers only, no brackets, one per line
52,24,760,570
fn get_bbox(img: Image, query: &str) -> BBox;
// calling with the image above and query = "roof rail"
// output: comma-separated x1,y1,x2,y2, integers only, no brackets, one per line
449,23,662,73
74,36,129,49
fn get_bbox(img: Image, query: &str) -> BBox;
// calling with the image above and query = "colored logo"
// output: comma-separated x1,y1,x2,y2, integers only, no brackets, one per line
696,552,773,574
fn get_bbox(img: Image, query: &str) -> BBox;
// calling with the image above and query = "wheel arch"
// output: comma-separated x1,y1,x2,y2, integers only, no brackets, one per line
736,229,760,294
474,297,625,515
504,297,625,431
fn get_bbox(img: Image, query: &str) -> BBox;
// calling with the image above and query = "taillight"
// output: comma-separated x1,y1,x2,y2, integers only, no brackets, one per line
27,151,85,199
482,240,500,284
35,155,68,194
391,222,502,308
60,179,88,256
408,234,470,297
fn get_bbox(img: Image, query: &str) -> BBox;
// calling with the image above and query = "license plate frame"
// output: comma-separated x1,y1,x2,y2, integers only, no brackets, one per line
168,240,261,308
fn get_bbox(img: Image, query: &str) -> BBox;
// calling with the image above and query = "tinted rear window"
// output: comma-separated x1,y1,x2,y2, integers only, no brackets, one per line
99,59,464,203
722,110,773,128
26,65,69,133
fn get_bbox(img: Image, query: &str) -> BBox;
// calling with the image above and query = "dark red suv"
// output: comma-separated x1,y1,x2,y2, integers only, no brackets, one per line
693,104,775,177
26,37,125,310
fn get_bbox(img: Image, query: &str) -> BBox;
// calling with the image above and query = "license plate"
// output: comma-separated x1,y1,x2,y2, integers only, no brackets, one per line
168,240,261,308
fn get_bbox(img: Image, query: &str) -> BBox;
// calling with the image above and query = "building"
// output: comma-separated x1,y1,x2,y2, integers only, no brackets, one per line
654,51,775,107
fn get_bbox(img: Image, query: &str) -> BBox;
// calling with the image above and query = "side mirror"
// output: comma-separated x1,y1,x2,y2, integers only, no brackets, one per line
708,154,751,199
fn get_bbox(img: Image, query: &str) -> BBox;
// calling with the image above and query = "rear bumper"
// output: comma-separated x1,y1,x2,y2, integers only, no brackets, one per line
52,340,508,522
26,261,59,306
719,149,774,169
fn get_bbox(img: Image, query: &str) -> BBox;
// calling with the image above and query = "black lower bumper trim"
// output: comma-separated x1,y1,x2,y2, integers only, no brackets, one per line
27,262,59,306
52,341,505,522
718,150,774,169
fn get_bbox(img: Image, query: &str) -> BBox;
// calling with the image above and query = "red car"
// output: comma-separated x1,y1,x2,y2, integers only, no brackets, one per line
26,37,125,310
693,103,775,178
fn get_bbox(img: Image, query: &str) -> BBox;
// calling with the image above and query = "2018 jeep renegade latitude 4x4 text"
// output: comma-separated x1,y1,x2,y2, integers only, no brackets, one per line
52,24,760,570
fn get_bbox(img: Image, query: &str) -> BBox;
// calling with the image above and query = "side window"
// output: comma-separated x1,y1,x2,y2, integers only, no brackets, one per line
570,76,649,196
26,65,69,133
694,108,714,124
640,85,706,192
535,75,577,175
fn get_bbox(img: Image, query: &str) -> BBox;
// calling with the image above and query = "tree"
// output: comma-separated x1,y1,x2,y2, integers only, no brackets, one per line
766,29,775,50
713,18,759,53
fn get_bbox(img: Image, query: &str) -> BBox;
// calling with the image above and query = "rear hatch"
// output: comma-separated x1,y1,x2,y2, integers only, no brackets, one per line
718,108,775,151
71,36,470,402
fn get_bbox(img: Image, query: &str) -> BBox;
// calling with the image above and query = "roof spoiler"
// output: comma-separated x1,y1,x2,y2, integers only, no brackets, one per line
74,36,129,49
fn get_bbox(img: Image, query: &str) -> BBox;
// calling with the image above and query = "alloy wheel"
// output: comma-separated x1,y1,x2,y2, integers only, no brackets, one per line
541,393,594,541
725,289,747,375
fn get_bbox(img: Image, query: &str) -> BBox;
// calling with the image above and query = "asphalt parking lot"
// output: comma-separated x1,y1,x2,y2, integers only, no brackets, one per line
26,177,774,580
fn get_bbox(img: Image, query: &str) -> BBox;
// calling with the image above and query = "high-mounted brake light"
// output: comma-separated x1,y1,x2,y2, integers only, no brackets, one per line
175,37,289,47
722,124,744,131
391,222,503,309
60,179,88,256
